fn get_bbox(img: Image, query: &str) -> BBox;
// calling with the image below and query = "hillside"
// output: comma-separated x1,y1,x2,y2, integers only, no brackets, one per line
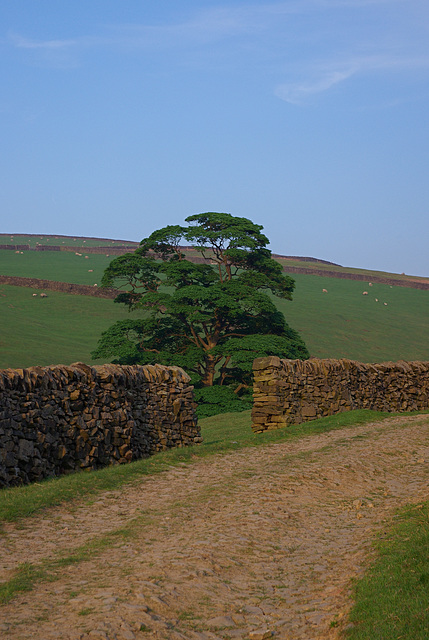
0,233,428,368
1,233,428,289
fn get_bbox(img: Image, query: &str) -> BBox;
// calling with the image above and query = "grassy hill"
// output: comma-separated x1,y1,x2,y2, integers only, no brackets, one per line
0,233,137,249
0,234,428,369
0,249,114,286
277,273,428,362
0,284,144,369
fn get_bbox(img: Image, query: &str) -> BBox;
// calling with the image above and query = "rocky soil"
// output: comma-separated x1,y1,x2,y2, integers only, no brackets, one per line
0,413,428,640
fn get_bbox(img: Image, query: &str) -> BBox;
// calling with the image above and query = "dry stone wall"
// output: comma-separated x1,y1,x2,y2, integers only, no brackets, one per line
0,363,200,487
280,266,429,290
252,357,429,433
0,275,117,298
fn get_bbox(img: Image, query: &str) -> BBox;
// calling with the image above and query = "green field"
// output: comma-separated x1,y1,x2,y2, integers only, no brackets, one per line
0,285,143,369
0,244,428,369
0,249,116,285
279,273,429,362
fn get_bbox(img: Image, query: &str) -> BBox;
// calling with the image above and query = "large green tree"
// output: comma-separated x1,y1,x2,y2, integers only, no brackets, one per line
92,212,309,388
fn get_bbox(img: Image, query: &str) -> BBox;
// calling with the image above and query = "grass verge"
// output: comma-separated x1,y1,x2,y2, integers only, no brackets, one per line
345,501,429,639
0,409,417,526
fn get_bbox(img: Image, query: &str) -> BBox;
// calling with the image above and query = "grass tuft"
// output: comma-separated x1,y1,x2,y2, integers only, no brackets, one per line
0,563,47,604
346,502,429,639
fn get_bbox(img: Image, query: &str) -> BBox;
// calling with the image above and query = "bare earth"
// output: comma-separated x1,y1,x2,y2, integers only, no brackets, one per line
1,414,428,640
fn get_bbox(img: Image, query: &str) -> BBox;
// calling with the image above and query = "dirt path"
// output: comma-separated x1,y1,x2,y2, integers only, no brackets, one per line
1,414,428,640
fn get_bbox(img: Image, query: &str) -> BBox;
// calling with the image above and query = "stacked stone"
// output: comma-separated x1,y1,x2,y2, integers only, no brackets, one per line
0,244,30,251
252,357,429,433
0,362,200,488
252,357,288,432
0,275,117,298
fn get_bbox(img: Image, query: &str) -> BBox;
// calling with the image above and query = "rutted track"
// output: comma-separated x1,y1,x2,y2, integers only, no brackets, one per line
1,414,428,639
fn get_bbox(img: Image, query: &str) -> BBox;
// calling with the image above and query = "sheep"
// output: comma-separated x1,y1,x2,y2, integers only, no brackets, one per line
88,269,93,272
32,293,38,297
322,289,328,293
362,291,368,295
40,293,48,298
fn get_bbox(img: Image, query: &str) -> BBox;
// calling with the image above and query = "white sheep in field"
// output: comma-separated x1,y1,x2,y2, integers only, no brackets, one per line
322,288,328,293
88,269,93,272
32,293,37,297
40,293,48,298
375,298,378,302
384,302,388,306
362,291,368,295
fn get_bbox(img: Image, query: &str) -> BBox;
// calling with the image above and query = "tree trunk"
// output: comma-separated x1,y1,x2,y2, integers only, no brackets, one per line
201,355,216,386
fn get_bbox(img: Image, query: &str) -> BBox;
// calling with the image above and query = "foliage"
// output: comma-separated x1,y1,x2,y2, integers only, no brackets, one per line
2,251,428,371
92,212,309,386
194,385,253,418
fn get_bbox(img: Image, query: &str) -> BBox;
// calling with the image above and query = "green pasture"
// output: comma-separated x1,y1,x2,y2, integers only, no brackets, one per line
0,285,143,369
0,249,428,368
279,273,429,362
0,249,114,285
0,278,428,370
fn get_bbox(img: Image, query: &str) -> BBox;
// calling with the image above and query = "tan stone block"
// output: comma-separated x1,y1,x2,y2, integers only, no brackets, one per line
252,356,281,370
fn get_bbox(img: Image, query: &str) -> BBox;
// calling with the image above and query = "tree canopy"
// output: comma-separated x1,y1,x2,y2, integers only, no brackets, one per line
92,212,309,390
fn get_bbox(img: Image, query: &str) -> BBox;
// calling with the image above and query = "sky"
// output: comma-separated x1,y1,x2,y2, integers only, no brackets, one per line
1,1,429,276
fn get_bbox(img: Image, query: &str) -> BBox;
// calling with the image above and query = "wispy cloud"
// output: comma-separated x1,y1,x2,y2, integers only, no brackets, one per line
9,34,79,50
275,68,357,104
6,0,429,100
275,51,429,104
8,1,405,53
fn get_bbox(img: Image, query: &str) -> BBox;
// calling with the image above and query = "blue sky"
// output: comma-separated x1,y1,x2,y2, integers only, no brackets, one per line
1,1,428,276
